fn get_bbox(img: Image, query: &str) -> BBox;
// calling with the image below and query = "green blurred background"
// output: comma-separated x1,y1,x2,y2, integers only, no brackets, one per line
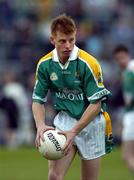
0,147,133,180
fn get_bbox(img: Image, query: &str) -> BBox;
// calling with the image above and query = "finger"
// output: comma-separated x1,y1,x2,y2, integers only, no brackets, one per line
57,131,67,140
36,133,41,147
64,147,70,155
40,132,45,142
63,138,72,149
63,140,72,155
57,131,66,135
48,127,55,130
45,126,55,131
35,138,39,148
40,129,46,141
64,144,72,155
63,142,68,150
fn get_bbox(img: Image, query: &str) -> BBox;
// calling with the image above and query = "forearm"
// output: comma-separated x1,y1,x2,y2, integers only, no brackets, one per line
32,102,46,128
32,102,55,147
71,100,101,134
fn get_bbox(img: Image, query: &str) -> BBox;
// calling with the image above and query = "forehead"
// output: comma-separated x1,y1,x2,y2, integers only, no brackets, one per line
53,31,76,39
115,51,128,58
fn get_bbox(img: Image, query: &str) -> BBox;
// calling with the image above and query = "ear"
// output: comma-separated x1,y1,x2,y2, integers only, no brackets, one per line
50,36,55,45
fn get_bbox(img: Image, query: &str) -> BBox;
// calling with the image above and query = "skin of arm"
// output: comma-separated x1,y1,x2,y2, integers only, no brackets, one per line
32,102,46,128
72,100,101,134
32,102,54,147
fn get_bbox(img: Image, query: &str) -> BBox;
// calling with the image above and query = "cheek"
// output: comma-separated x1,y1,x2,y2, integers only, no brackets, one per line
71,42,75,47
56,44,64,52
70,43,75,50
59,44,65,49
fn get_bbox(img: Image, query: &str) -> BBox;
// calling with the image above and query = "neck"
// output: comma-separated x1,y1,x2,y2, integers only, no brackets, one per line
59,58,68,65
58,53,69,65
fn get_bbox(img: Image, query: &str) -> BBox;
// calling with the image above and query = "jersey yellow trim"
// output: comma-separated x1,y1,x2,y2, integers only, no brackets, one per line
35,52,52,79
79,49,104,87
38,51,52,66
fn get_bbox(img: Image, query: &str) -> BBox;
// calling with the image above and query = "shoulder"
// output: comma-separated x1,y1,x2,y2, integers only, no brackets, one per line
78,49,102,74
37,51,53,69
127,60,134,72
78,49,104,87
78,49,101,70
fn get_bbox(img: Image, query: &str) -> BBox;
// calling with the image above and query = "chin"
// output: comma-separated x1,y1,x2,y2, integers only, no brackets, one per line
65,56,70,60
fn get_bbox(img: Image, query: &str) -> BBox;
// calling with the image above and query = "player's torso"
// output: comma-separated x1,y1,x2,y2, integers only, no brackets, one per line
123,60,134,93
45,59,86,101
41,58,90,118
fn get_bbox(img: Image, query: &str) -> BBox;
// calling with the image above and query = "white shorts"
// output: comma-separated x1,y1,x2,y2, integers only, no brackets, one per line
122,111,134,141
53,111,107,160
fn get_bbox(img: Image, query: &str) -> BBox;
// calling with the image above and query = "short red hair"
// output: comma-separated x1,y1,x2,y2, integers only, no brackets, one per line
51,14,76,35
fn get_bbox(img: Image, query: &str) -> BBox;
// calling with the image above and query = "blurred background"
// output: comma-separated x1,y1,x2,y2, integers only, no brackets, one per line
0,0,134,179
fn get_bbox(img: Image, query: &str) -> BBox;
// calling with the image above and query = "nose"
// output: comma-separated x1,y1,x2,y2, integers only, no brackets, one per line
65,41,71,49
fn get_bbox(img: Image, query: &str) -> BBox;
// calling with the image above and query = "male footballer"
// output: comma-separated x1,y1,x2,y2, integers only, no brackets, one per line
32,14,113,180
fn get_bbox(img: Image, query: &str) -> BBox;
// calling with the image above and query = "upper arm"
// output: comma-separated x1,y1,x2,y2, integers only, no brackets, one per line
32,62,49,104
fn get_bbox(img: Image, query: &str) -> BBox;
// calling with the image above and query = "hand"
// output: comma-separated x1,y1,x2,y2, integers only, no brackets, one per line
58,130,77,155
35,125,55,148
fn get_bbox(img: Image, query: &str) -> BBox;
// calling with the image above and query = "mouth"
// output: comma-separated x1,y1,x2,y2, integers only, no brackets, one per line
63,51,71,55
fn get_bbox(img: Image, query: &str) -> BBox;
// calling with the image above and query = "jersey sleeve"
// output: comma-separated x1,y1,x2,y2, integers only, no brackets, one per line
84,61,112,104
32,62,49,104
123,71,134,93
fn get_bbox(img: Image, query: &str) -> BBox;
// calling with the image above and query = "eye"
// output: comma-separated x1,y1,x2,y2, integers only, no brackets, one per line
59,39,66,43
69,38,74,43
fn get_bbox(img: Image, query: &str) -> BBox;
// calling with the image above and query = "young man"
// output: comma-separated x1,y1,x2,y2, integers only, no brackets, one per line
32,14,113,180
113,45,134,176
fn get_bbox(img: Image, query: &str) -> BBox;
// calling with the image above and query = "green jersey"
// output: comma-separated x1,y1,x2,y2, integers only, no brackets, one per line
122,60,134,111
33,45,111,119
